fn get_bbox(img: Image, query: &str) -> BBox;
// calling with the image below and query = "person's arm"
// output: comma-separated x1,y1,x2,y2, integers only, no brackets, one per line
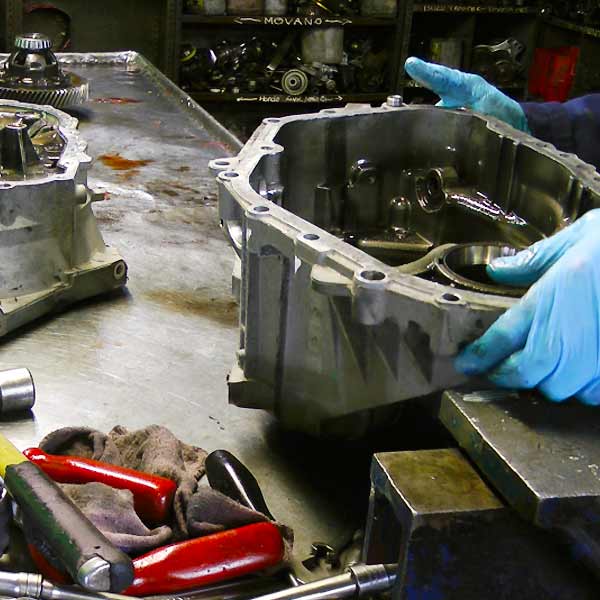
405,57,600,170
522,95,600,170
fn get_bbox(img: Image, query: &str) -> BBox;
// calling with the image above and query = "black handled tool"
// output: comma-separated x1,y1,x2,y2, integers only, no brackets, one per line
206,450,275,519
0,433,133,592
205,450,301,586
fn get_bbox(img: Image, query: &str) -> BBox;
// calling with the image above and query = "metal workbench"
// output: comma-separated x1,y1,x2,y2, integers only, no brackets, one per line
0,52,373,579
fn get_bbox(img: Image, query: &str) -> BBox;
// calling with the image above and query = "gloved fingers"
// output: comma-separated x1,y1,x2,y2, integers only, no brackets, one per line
487,350,552,390
487,223,586,287
485,293,558,389
454,295,535,376
404,57,481,104
436,98,464,109
576,379,600,406
534,267,600,401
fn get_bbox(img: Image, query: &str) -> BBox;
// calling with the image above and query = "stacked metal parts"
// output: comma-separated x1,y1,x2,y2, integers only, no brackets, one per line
181,35,388,96
0,100,127,336
0,34,88,108
181,0,393,96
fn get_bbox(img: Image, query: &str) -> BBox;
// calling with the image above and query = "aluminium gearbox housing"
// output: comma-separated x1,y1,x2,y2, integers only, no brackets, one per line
212,101,600,437
0,100,127,335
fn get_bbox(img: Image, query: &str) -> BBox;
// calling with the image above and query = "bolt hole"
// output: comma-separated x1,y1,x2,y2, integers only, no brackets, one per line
224,171,239,178
113,262,126,279
360,270,386,281
265,118,280,124
304,233,319,241
261,146,274,151
441,293,461,302
214,160,229,167
324,109,337,113
253,205,270,213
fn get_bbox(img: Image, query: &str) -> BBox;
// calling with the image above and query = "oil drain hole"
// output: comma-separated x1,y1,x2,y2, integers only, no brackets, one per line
360,270,386,282
224,171,239,178
441,293,461,303
303,233,320,241
253,205,270,213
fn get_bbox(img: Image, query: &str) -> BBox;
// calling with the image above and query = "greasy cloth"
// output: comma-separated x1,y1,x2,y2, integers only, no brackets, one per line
187,487,294,551
187,486,269,536
39,425,207,539
63,482,172,553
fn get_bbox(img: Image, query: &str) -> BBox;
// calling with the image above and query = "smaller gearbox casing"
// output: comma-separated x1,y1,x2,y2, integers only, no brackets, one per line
0,100,127,335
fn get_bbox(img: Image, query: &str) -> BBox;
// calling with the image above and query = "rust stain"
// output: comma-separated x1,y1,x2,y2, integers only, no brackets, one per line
171,182,198,193
94,97,142,104
145,290,238,327
99,154,154,171
117,169,140,182
176,166,191,172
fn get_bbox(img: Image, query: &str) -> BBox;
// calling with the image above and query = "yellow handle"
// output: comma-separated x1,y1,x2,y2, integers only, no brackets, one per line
0,433,26,477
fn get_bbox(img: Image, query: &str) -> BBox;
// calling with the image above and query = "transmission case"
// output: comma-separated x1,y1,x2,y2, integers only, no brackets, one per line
212,102,599,436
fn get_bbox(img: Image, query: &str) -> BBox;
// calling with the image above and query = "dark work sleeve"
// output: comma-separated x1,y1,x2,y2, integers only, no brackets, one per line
521,94,600,170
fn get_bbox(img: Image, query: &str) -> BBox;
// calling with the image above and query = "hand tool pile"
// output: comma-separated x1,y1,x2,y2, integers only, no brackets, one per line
0,364,398,600
0,368,300,599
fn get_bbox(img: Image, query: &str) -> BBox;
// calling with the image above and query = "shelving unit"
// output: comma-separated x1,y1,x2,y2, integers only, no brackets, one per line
3,1,600,106
190,91,387,102
177,2,547,104
181,14,396,25
413,4,539,14
542,15,600,40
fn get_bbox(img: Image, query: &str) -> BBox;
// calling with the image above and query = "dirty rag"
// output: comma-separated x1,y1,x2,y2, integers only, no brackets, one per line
39,425,207,540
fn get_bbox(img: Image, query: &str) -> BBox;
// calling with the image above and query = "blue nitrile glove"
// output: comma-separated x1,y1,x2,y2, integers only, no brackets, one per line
404,57,530,133
455,209,600,405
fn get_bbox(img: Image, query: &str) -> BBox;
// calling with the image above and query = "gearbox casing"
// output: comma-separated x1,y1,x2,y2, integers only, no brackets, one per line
212,102,600,436
0,100,127,335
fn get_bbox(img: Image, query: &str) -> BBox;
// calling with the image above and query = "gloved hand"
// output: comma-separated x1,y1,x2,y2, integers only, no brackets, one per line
455,209,600,405
404,56,530,133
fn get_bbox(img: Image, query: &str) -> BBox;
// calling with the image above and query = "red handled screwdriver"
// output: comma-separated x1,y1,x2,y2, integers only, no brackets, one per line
23,448,176,525
125,521,285,596
30,522,286,596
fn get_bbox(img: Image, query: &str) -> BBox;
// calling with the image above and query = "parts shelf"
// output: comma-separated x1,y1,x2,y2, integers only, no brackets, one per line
181,14,396,26
178,1,544,103
190,91,387,103
413,4,540,15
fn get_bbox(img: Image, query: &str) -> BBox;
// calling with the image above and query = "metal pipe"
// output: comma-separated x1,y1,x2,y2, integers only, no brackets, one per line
0,368,35,413
0,572,131,600
0,570,289,600
246,564,397,600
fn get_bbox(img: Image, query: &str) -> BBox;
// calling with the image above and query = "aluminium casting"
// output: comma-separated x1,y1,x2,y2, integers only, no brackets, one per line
212,100,600,436
0,99,127,336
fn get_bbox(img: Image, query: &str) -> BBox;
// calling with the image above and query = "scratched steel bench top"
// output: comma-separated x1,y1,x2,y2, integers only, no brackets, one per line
0,52,370,580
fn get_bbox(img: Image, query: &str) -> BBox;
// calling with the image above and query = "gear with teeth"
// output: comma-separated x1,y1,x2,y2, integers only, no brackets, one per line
0,33,88,108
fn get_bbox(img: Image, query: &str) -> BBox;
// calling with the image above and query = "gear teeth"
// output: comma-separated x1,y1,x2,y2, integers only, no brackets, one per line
0,82,89,109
